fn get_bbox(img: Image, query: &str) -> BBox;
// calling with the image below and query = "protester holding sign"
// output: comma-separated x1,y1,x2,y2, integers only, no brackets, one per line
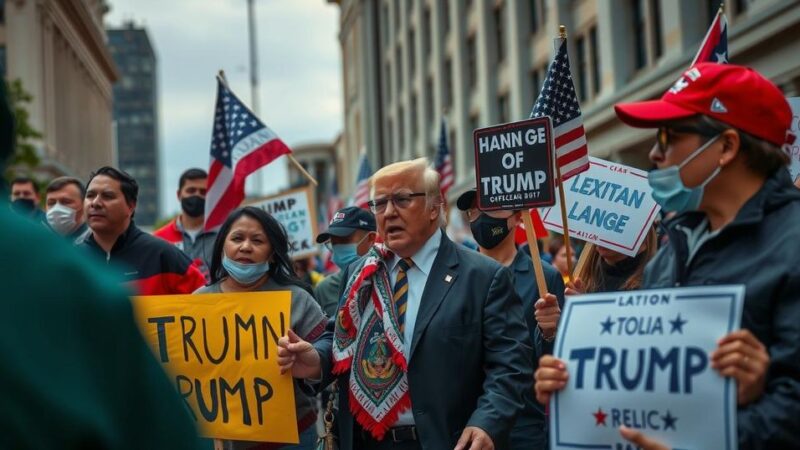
196,206,327,449
536,63,800,448
571,227,657,294
456,189,563,450
277,158,533,450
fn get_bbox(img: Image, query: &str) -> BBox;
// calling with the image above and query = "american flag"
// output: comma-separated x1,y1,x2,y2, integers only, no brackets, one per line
691,6,728,65
435,117,454,195
531,38,589,181
204,77,292,230
351,153,372,208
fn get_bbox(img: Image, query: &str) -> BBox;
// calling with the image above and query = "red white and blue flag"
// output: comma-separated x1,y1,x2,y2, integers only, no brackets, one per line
435,117,454,196
351,153,372,209
691,7,728,66
204,77,292,230
531,38,590,181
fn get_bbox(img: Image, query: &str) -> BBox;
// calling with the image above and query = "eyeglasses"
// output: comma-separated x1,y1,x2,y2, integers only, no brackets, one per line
655,124,721,155
465,208,514,223
367,192,426,214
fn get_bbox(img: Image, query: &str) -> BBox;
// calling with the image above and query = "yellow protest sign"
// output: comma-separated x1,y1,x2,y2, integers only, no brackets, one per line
132,292,298,444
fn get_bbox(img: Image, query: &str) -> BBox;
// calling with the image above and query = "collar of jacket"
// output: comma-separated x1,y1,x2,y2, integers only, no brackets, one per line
87,221,140,255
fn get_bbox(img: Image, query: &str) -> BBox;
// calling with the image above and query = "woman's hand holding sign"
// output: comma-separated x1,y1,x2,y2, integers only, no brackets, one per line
565,277,586,296
711,329,770,405
277,329,322,379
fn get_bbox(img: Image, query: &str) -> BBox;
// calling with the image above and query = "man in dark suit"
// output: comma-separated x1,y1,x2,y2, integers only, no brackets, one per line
278,158,533,450
456,189,564,450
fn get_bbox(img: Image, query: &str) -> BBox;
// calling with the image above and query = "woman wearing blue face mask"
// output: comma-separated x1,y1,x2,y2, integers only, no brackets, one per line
196,206,327,450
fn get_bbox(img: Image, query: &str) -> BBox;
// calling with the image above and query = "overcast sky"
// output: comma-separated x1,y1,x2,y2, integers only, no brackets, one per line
106,0,342,218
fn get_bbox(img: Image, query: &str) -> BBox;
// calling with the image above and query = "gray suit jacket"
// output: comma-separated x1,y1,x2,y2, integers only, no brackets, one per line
313,231,534,449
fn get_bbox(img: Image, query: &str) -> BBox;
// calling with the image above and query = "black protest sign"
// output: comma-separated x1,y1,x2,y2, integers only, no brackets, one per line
473,117,556,210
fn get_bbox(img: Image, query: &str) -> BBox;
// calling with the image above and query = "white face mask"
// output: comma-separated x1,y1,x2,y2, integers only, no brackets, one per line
46,203,79,235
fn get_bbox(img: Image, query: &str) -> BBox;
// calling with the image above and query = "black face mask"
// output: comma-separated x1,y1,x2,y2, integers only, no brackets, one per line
11,198,36,215
470,214,511,249
181,195,205,218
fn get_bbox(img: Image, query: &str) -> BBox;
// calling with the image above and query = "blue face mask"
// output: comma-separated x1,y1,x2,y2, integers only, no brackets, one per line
222,255,270,285
331,244,359,270
329,233,371,270
648,134,721,213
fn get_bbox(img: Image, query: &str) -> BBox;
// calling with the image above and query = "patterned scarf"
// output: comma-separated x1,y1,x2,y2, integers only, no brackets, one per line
332,244,410,440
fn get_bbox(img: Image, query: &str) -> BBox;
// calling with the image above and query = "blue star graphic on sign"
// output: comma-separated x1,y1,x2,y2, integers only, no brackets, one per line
669,313,688,334
600,316,614,335
662,410,678,430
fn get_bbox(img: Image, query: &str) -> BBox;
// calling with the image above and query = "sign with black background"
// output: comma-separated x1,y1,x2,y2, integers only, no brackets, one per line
473,117,556,211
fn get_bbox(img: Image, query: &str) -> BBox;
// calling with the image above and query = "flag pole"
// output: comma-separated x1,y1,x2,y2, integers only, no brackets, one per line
215,71,318,187
523,212,549,297
554,25,575,283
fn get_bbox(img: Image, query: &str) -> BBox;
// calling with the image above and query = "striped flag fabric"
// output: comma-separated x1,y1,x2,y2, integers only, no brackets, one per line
691,6,728,66
204,76,292,230
531,38,590,181
435,117,454,196
351,153,372,208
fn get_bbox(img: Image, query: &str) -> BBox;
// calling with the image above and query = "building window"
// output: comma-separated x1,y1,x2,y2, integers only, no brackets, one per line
589,26,601,96
632,0,647,70
467,34,477,89
409,28,416,78
411,93,418,141
425,76,434,124
498,93,509,124
399,105,405,153
385,62,392,102
529,0,547,34
494,5,505,64
394,0,401,32
650,0,663,60
575,35,588,101
469,114,480,136
423,6,432,57
382,3,390,49
449,128,457,164
444,58,453,110
734,0,750,16
442,0,451,35
396,46,403,91
388,118,394,157
0,46,6,78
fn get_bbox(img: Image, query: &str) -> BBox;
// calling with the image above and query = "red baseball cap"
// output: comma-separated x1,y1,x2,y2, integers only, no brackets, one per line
614,63,792,147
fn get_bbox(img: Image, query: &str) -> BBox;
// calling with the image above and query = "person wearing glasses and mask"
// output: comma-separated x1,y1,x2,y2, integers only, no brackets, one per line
535,63,800,449
276,158,532,450
314,206,377,317
456,190,564,450
196,206,328,449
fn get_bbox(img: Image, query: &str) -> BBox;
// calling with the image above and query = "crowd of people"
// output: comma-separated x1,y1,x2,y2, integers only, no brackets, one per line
2,60,799,450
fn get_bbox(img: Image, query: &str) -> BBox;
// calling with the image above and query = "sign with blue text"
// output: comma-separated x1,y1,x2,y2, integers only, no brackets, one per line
540,157,660,257
245,186,319,259
551,285,744,450
473,117,556,211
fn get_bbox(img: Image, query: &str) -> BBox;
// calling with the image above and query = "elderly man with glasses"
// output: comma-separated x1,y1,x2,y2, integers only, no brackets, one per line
278,158,533,450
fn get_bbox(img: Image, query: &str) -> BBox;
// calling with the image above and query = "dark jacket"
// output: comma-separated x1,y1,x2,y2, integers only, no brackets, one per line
643,169,800,450
508,250,565,447
82,223,206,296
315,231,534,450
596,251,647,293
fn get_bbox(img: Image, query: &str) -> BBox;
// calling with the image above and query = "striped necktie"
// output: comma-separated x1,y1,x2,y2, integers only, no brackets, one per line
393,257,414,334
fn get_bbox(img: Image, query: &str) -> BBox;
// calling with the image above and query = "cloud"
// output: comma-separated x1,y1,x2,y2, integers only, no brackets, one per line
106,0,342,217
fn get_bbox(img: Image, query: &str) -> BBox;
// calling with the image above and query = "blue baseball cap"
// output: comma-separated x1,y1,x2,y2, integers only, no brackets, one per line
315,206,376,243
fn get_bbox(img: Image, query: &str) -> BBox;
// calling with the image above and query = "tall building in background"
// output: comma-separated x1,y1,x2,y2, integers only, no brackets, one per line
0,0,118,177
107,22,160,226
329,0,800,201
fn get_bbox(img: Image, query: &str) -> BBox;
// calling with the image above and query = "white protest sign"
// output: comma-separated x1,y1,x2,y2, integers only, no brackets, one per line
246,186,319,259
551,285,744,450
539,157,660,257
786,97,800,183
